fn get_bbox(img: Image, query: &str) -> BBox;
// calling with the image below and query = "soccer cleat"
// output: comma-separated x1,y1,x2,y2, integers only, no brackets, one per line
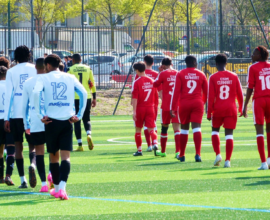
214,154,222,166
28,165,37,188
159,152,167,157
146,146,152,152
133,151,143,156
153,145,159,156
39,185,49,192
47,173,54,190
175,152,180,159
195,154,202,162
58,189,69,200
267,157,270,169
155,150,161,156
0,178,4,184
258,162,269,170
18,182,28,189
74,146,84,151
5,176,14,186
4,149,7,160
50,188,59,198
224,160,231,168
87,135,94,150
178,156,185,162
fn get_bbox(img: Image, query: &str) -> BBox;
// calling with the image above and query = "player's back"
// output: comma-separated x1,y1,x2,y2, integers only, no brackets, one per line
0,80,5,119
177,68,207,102
248,61,270,99
209,70,242,116
132,76,155,107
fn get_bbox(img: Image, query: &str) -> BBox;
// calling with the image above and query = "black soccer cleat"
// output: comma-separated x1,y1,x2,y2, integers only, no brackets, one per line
195,154,202,162
153,145,159,156
18,181,28,189
133,151,143,156
178,156,185,162
28,166,37,188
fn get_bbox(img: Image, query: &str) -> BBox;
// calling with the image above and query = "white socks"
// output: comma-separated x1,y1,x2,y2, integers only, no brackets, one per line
54,184,59,193
59,181,66,191
42,182,47,187
87,130,91,135
20,176,27,184
77,139,82,144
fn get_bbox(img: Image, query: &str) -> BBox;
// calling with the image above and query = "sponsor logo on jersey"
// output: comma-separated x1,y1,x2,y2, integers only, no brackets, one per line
217,77,232,85
49,102,70,107
0,110,4,113
14,93,22,96
259,68,270,76
167,75,176,82
20,74,29,90
142,82,153,89
185,73,199,80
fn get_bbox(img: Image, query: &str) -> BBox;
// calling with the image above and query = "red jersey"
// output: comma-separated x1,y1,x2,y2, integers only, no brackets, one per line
247,61,270,100
153,69,178,111
135,69,161,107
207,70,243,118
170,68,208,111
132,76,155,107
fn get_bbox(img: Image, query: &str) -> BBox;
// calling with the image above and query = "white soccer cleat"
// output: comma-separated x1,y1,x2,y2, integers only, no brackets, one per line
213,154,222,166
224,160,231,168
146,146,152,152
258,162,269,170
267,158,270,169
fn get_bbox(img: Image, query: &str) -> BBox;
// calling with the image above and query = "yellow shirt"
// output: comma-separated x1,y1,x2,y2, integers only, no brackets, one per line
68,63,96,99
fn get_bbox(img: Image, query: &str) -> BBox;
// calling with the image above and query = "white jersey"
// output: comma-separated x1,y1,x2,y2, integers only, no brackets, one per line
4,62,36,120
22,75,45,133
33,70,87,121
0,80,6,120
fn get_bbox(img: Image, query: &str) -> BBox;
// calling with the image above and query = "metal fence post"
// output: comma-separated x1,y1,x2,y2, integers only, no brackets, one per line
51,26,54,53
4,27,7,56
231,25,234,57
143,26,146,56
97,26,100,88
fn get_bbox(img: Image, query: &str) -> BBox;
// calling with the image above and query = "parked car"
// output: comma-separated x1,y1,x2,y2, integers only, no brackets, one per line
53,50,73,60
163,51,180,58
136,50,164,57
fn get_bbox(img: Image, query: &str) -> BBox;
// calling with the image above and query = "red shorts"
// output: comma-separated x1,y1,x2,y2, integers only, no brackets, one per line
252,97,270,125
160,108,180,125
134,106,156,128
212,115,237,129
179,100,204,124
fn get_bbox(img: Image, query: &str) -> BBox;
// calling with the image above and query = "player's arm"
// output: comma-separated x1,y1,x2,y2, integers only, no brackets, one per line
202,75,208,104
74,76,88,121
89,69,97,108
207,76,215,121
4,70,14,132
242,66,254,118
236,77,244,116
33,78,45,120
22,85,30,134
170,72,181,117
153,73,162,88
131,81,138,121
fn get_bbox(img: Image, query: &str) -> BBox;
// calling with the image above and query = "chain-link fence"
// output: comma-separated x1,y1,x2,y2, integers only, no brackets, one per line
0,25,269,88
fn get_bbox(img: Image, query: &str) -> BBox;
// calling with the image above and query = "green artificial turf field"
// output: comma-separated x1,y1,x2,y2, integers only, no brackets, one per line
1,115,270,219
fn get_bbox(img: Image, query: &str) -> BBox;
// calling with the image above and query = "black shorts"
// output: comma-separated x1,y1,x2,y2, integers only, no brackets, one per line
45,119,73,154
75,99,91,121
10,118,33,144
0,119,14,145
31,131,46,146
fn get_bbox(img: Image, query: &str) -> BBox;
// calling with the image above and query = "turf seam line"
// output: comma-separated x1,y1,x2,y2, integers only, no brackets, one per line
0,190,270,213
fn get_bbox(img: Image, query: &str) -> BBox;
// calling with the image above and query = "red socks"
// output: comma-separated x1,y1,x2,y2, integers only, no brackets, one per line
160,134,168,153
180,130,189,157
135,133,142,152
257,135,266,163
225,136,234,161
267,133,270,158
144,128,151,147
150,130,158,146
193,128,202,156
174,131,181,153
212,132,220,155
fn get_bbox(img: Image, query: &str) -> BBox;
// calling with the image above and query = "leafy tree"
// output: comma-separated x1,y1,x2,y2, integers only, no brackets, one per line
0,0,21,26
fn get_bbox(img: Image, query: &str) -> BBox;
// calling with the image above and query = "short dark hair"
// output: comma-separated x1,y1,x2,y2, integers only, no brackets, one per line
14,45,30,63
144,55,154,66
161,57,172,66
0,66,8,79
59,62,64,71
73,53,81,62
133,61,146,73
36,57,44,70
44,53,48,55
215,54,227,65
185,55,197,67
0,57,10,68
256,45,269,61
64,56,68,59
44,54,61,68
68,56,72,59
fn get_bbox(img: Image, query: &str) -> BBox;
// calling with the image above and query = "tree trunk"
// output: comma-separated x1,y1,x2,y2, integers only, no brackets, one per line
111,25,115,50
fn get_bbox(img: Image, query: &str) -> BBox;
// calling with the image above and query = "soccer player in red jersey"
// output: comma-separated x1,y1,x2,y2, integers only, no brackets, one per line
170,55,208,162
153,58,180,158
132,62,158,156
242,46,270,170
207,54,243,168
134,55,162,152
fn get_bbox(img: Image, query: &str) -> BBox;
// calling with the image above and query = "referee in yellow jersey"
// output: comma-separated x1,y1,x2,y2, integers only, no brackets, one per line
68,54,96,151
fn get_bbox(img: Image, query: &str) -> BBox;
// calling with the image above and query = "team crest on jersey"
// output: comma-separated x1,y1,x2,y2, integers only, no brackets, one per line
20,74,28,90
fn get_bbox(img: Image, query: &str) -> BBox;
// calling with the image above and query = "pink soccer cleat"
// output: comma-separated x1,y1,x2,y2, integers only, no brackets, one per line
47,173,54,189
39,185,49,192
50,188,59,198
58,189,69,200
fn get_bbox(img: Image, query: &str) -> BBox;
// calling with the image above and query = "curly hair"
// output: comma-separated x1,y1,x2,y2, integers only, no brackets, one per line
0,66,8,79
256,45,269,61
0,57,10,68
14,45,30,63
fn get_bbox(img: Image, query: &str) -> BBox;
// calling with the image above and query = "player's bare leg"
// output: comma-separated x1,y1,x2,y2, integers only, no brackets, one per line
28,143,37,188
15,142,28,188
35,144,48,192
224,129,234,168
144,126,152,152
172,123,181,158
0,144,4,183
266,123,270,168
148,127,158,156
159,124,169,157
134,127,143,156
212,127,222,166
5,145,15,185
179,123,190,162
255,124,268,170
192,122,202,162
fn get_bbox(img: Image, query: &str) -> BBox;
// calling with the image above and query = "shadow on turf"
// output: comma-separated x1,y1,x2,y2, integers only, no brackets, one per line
99,152,131,156
138,162,178,166
244,180,270,186
236,176,270,180
202,170,253,175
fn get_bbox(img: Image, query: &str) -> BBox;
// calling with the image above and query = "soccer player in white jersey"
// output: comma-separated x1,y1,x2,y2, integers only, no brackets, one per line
4,46,37,188
33,54,87,200
22,58,49,192
0,66,15,186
